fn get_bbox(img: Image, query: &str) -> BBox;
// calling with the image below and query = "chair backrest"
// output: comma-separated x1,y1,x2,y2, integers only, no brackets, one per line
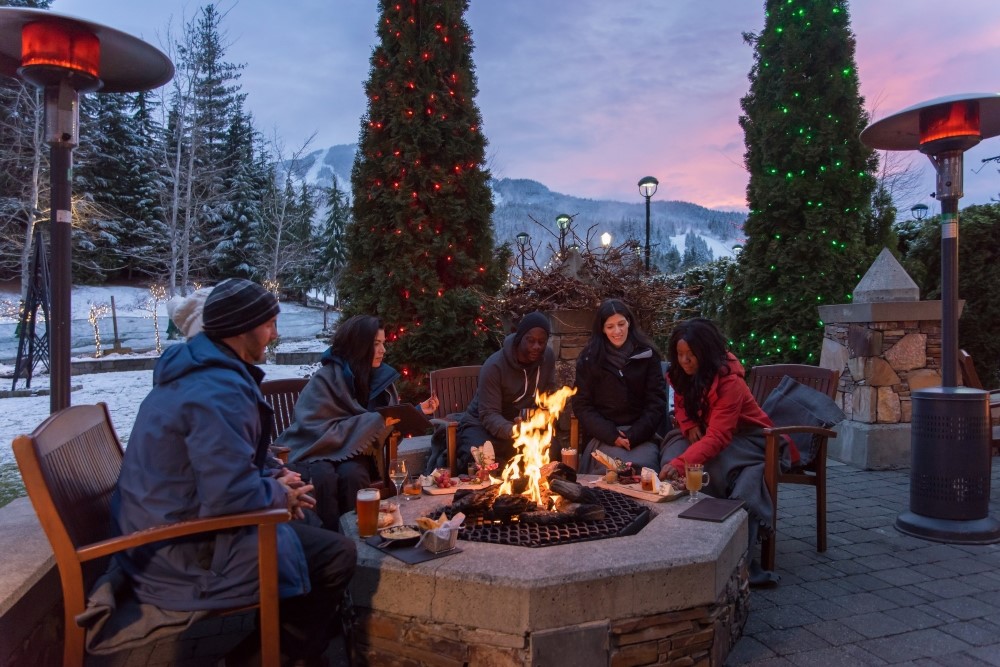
959,349,984,390
12,402,124,662
429,365,481,418
747,364,839,406
260,377,310,444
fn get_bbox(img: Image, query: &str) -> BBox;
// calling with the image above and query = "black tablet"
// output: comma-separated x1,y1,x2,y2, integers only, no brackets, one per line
376,403,434,437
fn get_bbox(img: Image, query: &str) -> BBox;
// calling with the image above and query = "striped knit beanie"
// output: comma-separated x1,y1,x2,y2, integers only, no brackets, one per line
201,279,280,340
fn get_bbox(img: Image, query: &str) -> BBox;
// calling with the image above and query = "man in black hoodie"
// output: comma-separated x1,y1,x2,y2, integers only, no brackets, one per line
456,311,557,471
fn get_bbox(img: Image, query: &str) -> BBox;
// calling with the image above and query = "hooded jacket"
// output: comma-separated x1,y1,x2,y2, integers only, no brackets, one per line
276,347,398,467
573,342,667,446
111,333,309,611
461,333,557,442
668,352,773,471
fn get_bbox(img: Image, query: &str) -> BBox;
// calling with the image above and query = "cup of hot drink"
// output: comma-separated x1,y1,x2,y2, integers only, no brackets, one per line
685,464,710,502
561,447,578,471
356,488,381,537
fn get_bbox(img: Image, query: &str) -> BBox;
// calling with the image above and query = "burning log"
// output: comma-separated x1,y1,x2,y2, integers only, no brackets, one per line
540,461,577,484
491,494,540,522
520,503,605,525
548,477,600,504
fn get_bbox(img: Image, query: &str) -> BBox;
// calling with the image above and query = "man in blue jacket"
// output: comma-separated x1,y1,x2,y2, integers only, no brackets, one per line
113,278,355,664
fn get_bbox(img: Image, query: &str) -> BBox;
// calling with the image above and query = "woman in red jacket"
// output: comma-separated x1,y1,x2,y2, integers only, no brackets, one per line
659,317,779,586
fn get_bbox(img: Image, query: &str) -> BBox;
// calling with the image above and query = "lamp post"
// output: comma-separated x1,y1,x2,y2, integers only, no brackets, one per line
515,231,529,276
0,8,173,413
637,176,658,271
911,203,929,221
555,214,571,255
862,92,1000,544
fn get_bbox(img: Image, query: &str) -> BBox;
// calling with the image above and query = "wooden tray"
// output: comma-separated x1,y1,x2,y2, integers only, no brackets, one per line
591,479,686,503
422,480,495,495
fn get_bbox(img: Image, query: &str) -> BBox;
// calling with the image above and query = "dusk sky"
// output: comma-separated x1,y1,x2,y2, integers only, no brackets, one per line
55,0,1000,212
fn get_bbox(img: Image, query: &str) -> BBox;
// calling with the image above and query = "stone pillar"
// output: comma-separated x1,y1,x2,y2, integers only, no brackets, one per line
818,249,963,469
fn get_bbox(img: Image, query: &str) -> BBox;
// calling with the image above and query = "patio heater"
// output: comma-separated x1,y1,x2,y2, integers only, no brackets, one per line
0,8,174,413
861,93,1000,543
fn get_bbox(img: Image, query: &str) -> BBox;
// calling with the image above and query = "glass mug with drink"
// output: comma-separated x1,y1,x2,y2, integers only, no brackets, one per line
685,463,710,502
561,447,578,471
356,488,381,537
640,468,656,492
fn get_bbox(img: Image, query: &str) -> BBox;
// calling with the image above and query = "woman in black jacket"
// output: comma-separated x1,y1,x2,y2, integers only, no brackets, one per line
572,299,667,474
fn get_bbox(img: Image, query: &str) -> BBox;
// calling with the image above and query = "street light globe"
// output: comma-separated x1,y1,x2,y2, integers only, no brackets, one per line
601,232,612,247
638,176,659,198
910,203,929,220
516,231,529,245
555,214,571,231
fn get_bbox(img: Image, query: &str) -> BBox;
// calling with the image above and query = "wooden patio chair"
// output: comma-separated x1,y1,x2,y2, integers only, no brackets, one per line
425,365,481,473
12,403,289,667
747,364,840,572
260,377,311,458
959,349,1000,455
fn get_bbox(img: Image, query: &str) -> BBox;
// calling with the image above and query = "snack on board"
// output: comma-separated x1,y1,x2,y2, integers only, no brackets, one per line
377,511,396,529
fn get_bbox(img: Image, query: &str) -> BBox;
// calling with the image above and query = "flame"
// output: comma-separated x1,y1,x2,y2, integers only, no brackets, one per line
497,386,577,505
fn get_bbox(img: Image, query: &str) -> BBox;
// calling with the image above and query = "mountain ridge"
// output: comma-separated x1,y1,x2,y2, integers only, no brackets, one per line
289,144,747,264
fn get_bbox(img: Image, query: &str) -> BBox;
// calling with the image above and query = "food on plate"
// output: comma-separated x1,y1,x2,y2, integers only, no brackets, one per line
377,511,396,529
379,524,420,540
430,468,458,489
379,500,398,513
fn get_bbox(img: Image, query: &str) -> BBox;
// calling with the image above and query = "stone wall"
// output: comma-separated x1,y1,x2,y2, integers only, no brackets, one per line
823,320,943,425
353,554,749,667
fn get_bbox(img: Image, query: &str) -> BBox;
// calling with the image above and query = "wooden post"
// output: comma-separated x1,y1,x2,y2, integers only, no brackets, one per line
110,295,122,352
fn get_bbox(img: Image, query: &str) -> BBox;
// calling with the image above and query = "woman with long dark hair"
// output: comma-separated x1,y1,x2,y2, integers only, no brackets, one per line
276,315,437,518
660,317,779,586
572,299,667,474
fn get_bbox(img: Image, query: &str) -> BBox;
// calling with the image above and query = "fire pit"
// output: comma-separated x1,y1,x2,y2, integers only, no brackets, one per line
345,485,749,666
345,390,749,665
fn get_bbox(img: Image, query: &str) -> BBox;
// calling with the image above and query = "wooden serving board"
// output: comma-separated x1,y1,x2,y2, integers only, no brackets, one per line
422,480,495,495
591,479,686,503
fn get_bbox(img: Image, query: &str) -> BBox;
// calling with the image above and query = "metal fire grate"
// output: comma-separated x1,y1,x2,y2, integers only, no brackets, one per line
443,488,650,548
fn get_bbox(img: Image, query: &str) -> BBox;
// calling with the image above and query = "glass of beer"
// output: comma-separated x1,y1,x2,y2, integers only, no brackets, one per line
685,464,710,502
561,447,578,471
356,488,381,537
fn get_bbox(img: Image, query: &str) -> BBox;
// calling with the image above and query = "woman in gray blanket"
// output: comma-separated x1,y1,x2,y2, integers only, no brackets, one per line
276,315,437,517
659,317,780,586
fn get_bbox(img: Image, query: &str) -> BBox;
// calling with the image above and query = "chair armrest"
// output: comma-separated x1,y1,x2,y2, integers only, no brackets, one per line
77,508,291,562
763,425,838,439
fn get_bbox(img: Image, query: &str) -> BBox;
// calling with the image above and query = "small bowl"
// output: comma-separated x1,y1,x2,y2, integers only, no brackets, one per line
377,524,421,547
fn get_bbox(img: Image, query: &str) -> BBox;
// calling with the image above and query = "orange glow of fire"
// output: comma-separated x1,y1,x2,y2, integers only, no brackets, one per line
919,101,981,146
21,22,101,79
497,386,577,506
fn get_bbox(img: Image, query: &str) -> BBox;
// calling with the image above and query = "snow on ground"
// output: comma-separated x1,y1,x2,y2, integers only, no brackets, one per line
0,283,336,503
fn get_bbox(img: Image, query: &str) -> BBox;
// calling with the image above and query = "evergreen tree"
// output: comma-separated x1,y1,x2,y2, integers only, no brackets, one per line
727,0,878,364
213,100,263,279
315,177,351,307
343,0,507,390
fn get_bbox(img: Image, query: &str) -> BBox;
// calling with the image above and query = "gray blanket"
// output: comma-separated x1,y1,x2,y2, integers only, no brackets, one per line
76,559,208,655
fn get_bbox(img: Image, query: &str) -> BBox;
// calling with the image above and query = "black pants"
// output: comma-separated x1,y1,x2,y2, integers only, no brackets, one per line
228,520,356,664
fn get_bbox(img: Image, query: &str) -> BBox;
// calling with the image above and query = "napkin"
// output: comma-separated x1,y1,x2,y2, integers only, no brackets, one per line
417,512,465,552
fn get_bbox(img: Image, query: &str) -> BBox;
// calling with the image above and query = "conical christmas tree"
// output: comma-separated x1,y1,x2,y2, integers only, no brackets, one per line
342,0,507,391
726,0,878,365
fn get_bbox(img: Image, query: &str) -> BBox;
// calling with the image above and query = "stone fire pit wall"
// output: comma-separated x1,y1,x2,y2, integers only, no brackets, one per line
345,490,749,666
817,249,961,469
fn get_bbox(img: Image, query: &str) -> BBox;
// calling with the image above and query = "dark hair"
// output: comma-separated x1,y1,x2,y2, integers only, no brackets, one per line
666,318,730,428
581,298,658,366
330,314,383,403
